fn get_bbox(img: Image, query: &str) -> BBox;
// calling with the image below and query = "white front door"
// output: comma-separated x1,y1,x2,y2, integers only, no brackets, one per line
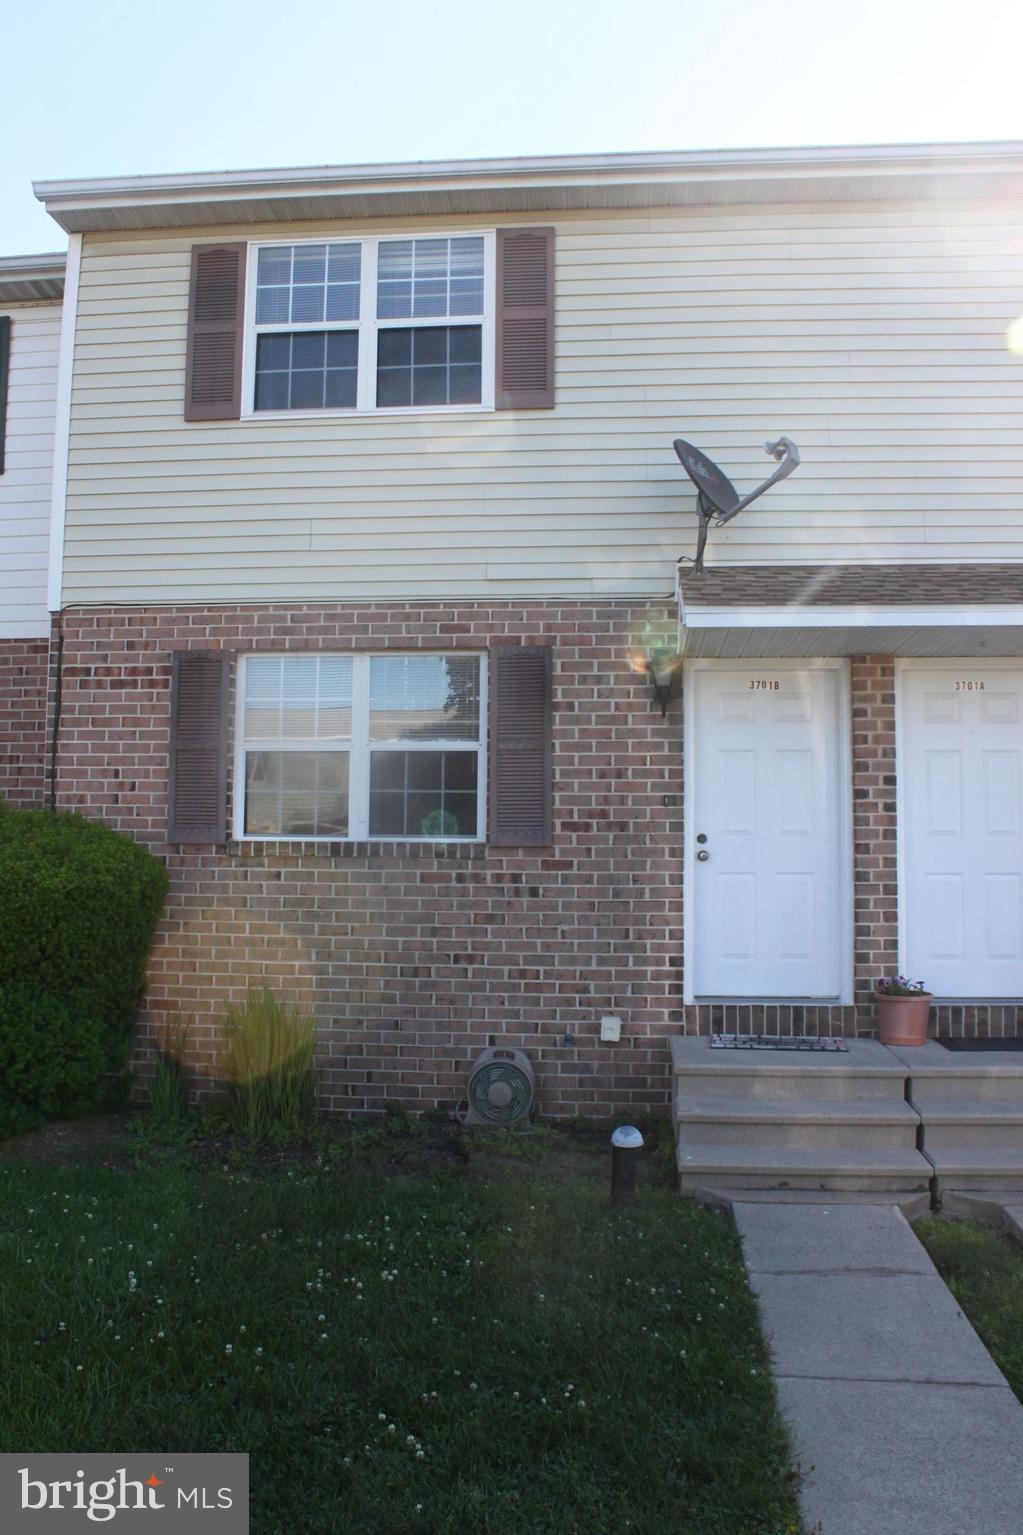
900,664,1023,997
689,664,847,999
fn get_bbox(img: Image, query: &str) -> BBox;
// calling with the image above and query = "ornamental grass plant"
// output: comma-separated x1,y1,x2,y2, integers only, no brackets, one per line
219,987,317,1143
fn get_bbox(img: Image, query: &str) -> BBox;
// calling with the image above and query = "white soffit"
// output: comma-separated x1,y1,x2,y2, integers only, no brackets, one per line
33,140,1023,234
0,252,66,303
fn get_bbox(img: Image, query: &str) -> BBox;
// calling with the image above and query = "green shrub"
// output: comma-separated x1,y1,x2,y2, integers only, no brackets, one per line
219,986,317,1143
0,983,108,1139
0,802,168,1077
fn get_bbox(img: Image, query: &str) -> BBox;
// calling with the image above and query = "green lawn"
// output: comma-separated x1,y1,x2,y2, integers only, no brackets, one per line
0,1119,800,1535
914,1215,1023,1403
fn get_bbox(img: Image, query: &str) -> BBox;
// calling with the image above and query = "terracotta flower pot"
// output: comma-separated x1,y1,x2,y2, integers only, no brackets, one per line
876,992,933,1047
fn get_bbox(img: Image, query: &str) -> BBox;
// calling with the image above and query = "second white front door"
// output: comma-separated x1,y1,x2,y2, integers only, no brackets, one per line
689,664,847,999
900,663,1023,997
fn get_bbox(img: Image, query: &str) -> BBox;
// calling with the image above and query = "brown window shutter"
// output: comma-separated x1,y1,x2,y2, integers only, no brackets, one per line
168,650,230,843
184,243,246,421
495,228,554,410
489,644,553,846
0,316,10,473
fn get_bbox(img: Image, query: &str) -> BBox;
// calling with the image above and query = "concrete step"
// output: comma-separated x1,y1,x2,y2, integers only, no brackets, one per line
888,1041,1023,1109
926,1147,1023,1194
676,1141,933,1194
675,1094,919,1151
689,1186,932,1216
671,1036,909,1102
920,1101,1023,1152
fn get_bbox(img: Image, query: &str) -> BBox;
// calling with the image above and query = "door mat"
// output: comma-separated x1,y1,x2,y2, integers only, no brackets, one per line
710,1034,849,1052
937,1037,1023,1052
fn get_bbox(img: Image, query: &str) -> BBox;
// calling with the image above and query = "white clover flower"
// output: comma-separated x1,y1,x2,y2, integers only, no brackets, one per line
225,1344,233,1354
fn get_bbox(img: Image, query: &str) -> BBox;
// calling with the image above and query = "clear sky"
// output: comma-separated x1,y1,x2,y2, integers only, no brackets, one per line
4,0,1022,255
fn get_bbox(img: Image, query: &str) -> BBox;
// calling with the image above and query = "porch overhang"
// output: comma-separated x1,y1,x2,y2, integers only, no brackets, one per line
680,604,1023,658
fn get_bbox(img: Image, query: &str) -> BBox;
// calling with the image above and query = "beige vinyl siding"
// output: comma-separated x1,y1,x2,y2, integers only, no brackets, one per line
62,203,1023,605
1,302,60,635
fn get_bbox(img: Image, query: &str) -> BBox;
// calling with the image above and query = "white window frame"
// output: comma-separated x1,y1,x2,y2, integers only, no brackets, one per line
240,230,497,420
233,652,488,843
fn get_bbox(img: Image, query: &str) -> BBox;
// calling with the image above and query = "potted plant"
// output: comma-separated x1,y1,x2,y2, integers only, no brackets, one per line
875,976,933,1046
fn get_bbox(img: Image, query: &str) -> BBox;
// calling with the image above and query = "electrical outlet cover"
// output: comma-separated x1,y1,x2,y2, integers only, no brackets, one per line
600,1015,623,1043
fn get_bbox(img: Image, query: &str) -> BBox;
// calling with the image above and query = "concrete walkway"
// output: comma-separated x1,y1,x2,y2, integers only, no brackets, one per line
734,1202,1023,1535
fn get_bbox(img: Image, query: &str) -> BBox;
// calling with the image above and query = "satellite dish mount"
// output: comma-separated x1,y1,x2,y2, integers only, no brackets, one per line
673,436,800,575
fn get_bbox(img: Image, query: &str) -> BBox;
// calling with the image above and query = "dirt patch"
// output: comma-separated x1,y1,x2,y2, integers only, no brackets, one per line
0,1111,671,1188
0,1111,137,1167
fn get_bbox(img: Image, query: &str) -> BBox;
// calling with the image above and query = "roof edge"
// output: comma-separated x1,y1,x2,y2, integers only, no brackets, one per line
32,140,1023,234
0,251,67,302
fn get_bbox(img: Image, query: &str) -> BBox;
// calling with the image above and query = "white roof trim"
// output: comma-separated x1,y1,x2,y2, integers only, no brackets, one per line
0,251,66,302
33,140,1023,234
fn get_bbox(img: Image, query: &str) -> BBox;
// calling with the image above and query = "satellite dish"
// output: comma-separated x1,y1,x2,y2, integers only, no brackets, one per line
673,436,800,573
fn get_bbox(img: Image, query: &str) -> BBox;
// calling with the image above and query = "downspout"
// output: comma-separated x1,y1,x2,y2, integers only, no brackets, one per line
44,232,82,812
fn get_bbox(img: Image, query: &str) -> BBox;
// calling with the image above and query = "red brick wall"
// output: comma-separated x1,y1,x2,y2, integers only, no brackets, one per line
0,637,49,809
851,656,899,1012
50,608,1019,1115
53,601,685,1117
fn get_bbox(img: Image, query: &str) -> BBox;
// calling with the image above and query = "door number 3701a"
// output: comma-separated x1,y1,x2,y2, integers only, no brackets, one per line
954,679,986,691
748,679,780,690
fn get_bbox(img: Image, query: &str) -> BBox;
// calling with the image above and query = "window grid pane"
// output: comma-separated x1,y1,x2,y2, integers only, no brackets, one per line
375,326,482,409
255,331,358,412
377,237,484,320
369,655,480,740
369,751,479,837
245,750,350,837
244,655,353,740
255,243,361,326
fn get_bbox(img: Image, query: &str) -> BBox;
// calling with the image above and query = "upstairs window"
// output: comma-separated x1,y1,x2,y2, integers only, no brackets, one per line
245,233,493,416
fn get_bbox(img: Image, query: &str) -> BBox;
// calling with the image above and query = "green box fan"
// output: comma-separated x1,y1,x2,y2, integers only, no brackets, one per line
464,1047,535,1127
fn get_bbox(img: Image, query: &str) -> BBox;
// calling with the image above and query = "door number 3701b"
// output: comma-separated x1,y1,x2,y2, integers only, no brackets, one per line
748,679,780,690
